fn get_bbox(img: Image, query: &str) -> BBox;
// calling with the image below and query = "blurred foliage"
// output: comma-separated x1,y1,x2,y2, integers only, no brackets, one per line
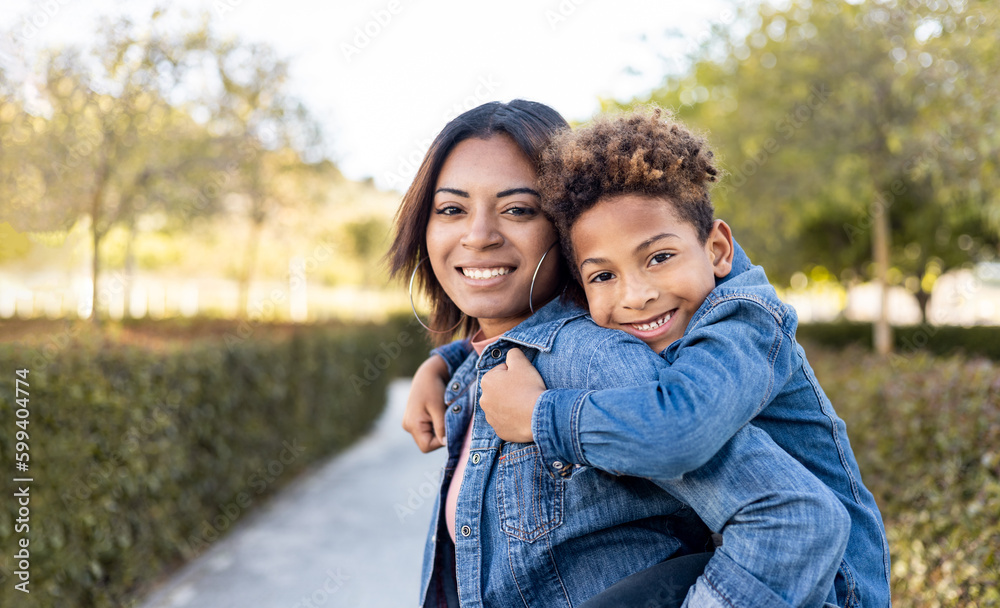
0,221,32,262
620,0,1000,322
342,216,392,287
805,343,1000,606
0,316,431,607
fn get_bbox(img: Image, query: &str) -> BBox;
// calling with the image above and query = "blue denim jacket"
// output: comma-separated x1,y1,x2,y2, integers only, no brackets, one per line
532,243,892,608
421,289,850,607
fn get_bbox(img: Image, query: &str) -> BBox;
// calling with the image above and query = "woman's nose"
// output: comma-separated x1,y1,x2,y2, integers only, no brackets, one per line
460,209,503,250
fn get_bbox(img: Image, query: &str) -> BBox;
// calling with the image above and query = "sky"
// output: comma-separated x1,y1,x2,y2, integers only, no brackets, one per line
0,0,739,191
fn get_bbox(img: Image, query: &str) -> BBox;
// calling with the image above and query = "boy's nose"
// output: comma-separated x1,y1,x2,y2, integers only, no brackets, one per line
621,277,657,310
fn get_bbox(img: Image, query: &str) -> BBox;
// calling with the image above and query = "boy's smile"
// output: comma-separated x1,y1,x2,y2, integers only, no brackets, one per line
571,194,734,353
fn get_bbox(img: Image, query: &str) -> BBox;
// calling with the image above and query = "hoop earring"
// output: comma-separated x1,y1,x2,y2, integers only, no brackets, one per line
529,241,559,314
409,257,464,333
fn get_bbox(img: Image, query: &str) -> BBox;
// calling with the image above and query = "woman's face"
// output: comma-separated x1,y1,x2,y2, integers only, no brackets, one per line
426,134,561,339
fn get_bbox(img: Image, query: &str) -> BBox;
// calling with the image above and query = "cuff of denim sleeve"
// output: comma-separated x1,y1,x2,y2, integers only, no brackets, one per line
532,388,592,476
684,549,796,608
429,339,473,377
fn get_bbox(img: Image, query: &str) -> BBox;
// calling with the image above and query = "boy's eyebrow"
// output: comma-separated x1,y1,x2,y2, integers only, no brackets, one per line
579,233,679,271
579,256,609,269
433,187,540,198
635,233,679,253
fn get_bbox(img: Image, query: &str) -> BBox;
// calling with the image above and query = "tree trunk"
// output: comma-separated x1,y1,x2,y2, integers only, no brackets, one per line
915,288,931,325
872,195,893,354
238,215,263,319
122,225,136,319
89,163,111,326
91,217,101,326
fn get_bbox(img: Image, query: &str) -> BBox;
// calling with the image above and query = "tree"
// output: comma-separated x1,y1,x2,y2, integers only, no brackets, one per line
1,11,324,323
18,14,227,323
625,0,1000,352
205,39,324,318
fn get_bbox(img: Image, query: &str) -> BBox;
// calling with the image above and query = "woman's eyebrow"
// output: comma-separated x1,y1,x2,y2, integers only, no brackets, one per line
434,187,469,197
496,187,541,198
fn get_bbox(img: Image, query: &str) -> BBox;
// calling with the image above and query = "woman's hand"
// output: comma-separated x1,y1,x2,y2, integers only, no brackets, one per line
402,355,450,452
481,348,546,443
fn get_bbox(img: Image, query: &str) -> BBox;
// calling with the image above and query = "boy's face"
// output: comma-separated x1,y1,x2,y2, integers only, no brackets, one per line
570,194,734,353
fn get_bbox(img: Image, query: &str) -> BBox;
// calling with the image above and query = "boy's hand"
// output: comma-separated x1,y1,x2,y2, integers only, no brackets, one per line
402,355,449,453
481,348,545,443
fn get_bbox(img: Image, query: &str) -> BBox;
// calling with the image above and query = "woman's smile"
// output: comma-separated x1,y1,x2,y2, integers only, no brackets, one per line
459,265,515,280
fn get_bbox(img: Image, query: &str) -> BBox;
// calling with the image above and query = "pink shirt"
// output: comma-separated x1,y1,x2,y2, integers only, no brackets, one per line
444,330,493,544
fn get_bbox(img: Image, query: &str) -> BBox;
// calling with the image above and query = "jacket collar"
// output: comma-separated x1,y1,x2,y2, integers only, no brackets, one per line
717,238,752,287
483,296,588,356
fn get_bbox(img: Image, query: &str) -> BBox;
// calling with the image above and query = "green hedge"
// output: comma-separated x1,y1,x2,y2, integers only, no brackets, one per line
796,322,1000,361
804,343,1000,606
0,316,431,607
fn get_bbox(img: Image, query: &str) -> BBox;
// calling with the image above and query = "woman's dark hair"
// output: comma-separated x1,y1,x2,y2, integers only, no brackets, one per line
387,100,570,345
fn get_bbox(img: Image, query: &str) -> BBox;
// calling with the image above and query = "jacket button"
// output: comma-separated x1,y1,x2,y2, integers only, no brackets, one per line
461,525,472,537
490,348,502,359
451,404,461,413
471,453,481,465
552,461,564,470
451,382,460,391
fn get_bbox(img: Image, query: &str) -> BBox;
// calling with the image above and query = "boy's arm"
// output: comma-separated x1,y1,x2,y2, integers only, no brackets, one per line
532,298,796,479
515,321,848,607
666,424,849,608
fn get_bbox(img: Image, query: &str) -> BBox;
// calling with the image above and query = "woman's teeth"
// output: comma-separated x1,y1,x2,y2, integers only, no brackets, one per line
632,312,672,331
462,267,512,279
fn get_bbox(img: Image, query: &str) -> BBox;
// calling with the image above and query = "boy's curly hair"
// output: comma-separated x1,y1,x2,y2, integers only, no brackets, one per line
539,107,719,281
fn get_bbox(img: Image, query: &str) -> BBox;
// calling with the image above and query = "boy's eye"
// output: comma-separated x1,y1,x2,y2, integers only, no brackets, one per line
590,272,614,283
650,252,673,266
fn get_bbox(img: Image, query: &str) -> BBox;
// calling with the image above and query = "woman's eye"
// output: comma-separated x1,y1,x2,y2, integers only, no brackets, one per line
650,252,673,266
435,205,463,216
591,272,614,283
503,206,536,217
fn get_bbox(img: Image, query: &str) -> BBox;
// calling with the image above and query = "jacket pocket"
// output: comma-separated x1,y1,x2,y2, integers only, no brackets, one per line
496,443,564,542
836,558,860,608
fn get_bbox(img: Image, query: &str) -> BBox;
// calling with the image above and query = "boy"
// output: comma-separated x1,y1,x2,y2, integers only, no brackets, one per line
478,108,891,607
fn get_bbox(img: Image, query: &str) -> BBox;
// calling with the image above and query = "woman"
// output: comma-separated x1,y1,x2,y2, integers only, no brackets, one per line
388,101,847,607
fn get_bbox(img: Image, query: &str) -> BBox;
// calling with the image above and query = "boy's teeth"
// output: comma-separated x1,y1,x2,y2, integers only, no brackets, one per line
463,267,511,279
632,312,672,331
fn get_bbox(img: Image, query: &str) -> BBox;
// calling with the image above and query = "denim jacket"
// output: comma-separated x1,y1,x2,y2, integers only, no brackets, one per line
422,290,850,608
532,243,892,608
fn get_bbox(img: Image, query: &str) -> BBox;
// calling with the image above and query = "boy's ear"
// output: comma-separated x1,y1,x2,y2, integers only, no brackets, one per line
707,220,735,278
